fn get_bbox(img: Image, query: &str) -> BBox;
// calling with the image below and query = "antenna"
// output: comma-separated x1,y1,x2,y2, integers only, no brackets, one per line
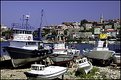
25,14,30,30
22,15,25,27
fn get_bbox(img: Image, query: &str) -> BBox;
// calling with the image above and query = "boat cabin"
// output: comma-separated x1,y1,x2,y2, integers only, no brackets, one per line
11,28,33,41
95,40,109,51
76,57,90,68
9,28,44,50
76,58,87,64
53,43,66,49
31,64,45,71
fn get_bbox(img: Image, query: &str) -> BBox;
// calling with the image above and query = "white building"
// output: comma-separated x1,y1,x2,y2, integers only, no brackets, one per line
83,22,93,30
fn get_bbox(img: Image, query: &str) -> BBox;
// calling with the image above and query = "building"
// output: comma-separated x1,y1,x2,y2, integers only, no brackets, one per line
104,24,113,29
100,14,104,23
105,29,117,38
62,22,80,29
114,21,120,30
83,22,93,30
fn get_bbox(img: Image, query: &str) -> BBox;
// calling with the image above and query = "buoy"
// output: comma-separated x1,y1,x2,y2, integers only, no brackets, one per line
28,36,31,40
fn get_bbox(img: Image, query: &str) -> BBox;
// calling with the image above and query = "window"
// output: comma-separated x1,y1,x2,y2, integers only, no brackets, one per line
40,67,42,70
27,42,36,45
28,31,32,34
13,30,17,34
19,30,22,34
16,30,20,34
31,66,37,70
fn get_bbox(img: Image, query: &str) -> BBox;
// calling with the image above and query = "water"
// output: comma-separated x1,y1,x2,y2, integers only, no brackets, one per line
67,43,121,53
1,41,120,56
67,43,94,53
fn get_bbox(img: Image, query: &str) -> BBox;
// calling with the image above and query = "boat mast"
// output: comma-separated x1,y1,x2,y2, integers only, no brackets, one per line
39,9,44,40
25,14,30,30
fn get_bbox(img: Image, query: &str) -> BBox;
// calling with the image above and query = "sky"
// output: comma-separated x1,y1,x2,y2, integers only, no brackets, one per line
1,1,120,29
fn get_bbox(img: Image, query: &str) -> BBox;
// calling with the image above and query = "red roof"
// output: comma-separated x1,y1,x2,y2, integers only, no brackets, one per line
105,29,115,32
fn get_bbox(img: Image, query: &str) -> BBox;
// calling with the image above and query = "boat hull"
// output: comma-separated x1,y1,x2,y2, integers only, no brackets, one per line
113,53,121,64
49,54,73,65
83,50,114,60
3,46,50,67
24,67,67,79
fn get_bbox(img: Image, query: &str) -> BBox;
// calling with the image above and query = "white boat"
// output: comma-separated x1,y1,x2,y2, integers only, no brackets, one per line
49,43,80,65
76,57,93,74
83,40,115,65
3,15,52,67
113,53,120,64
24,64,67,79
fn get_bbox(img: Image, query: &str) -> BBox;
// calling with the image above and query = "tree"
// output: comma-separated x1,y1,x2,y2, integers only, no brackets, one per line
80,19,88,26
50,29,58,40
2,28,13,40
41,28,50,37
92,21,97,26
64,29,68,35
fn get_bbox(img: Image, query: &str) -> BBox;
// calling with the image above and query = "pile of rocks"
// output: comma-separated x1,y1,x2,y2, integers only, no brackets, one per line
1,65,120,79
97,66,120,79
63,66,120,79
1,68,29,79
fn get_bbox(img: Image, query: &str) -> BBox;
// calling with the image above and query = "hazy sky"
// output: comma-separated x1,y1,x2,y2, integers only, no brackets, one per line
1,1,120,29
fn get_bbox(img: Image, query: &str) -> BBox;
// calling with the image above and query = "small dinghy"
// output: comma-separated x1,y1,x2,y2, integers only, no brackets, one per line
24,64,67,79
76,57,93,74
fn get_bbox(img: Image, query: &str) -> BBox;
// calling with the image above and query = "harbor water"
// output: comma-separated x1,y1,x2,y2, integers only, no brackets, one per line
67,43,121,53
0,41,120,56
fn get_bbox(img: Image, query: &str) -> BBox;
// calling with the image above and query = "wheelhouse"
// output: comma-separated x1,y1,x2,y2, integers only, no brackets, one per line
31,64,45,71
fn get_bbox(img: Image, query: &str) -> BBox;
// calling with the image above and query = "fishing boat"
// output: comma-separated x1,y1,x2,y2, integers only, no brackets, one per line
76,57,93,74
3,28,52,67
83,32,116,65
3,15,52,67
83,40,115,65
24,64,67,79
49,43,80,65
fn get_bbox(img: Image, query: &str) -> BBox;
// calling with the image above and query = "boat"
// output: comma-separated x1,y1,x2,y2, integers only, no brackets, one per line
76,57,93,74
3,28,52,67
113,53,120,65
2,15,52,67
83,40,115,65
49,43,80,65
24,64,67,79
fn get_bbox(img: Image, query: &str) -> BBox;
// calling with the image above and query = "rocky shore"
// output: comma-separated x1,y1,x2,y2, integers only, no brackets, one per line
0,60,120,79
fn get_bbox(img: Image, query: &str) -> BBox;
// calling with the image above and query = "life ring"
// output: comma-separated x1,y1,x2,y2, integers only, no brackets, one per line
28,36,31,40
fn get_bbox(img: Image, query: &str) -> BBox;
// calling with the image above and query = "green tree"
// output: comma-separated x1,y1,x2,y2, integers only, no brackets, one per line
50,29,58,40
80,19,88,26
2,28,13,39
41,28,50,37
64,29,68,35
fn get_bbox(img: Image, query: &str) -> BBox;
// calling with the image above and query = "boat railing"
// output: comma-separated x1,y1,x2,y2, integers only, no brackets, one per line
94,47,109,51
